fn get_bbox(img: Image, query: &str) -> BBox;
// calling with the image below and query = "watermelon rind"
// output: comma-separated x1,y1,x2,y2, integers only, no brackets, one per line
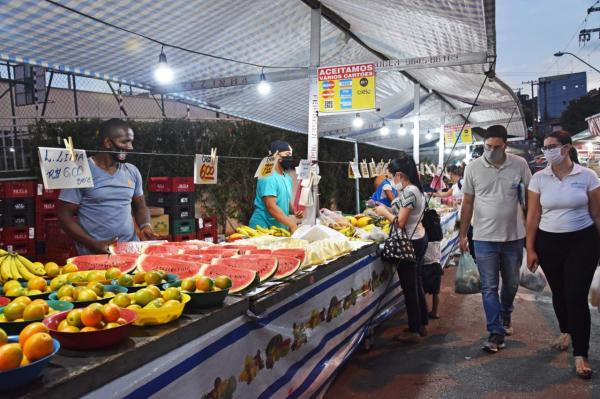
217,256,278,283
199,264,258,294
272,255,301,280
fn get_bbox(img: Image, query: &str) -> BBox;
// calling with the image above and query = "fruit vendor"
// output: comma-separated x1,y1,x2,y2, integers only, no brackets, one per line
249,140,303,233
58,119,157,254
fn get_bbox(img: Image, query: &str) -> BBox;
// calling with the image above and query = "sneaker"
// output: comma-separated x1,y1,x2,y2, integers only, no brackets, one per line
502,315,513,336
483,334,505,353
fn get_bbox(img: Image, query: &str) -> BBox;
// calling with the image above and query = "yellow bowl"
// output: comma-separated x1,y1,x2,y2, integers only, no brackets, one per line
126,293,190,326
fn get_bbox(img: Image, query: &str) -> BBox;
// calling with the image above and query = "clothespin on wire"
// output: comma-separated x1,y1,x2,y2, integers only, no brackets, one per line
210,148,217,163
63,136,76,161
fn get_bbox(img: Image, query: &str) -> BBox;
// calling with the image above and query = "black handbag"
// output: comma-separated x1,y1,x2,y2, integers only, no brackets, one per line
422,207,443,242
381,218,417,265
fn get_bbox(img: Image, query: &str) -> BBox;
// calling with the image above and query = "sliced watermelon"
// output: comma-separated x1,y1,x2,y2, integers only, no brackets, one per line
216,255,278,283
219,245,257,254
200,264,258,294
272,248,306,264
154,253,220,263
136,254,202,278
67,254,138,273
109,241,166,255
143,244,183,255
190,248,239,257
271,255,301,280
161,240,214,248
247,249,273,255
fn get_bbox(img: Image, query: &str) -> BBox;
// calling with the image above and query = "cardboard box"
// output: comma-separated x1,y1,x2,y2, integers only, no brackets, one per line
151,214,170,236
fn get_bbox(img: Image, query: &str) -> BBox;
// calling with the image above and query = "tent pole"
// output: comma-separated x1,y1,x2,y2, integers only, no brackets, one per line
439,103,445,167
354,140,360,214
413,82,420,163
306,4,321,225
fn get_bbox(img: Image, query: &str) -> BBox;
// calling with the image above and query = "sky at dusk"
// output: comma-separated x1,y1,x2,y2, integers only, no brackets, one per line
496,0,600,95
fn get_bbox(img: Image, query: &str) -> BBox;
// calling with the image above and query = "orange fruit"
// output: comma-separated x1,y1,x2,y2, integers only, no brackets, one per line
27,276,47,292
3,302,25,321
86,281,104,297
3,280,21,292
87,271,106,283
81,305,102,327
62,263,78,274
144,271,162,285
146,285,161,299
45,263,60,278
180,278,196,292
60,296,74,302
101,304,120,323
23,303,46,321
23,332,53,361
30,299,50,314
0,343,23,371
57,284,75,300
133,289,154,306
195,276,214,292
12,296,32,307
76,288,98,302
66,308,83,327
20,356,30,366
105,268,122,280
112,293,131,308
0,328,7,346
162,287,181,301
57,319,70,331
80,326,98,332
61,326,80,333
214,276,232,290
19,322,49,347
133,272,146,285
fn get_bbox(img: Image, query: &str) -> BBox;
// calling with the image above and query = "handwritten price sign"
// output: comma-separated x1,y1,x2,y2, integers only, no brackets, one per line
254,156,276,179
194,154,218,185
38,147,94,189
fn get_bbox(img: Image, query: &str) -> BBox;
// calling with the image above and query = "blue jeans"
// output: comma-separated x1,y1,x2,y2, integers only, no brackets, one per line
473,239,523,336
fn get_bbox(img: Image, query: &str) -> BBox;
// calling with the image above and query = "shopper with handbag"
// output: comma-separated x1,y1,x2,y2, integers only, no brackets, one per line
375,155,429,343
526,130,600,379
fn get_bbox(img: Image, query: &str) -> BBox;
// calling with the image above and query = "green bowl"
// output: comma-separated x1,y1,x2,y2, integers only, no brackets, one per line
48,285,127,308
0,300,74,335
111,274,177,293
163,281,228,309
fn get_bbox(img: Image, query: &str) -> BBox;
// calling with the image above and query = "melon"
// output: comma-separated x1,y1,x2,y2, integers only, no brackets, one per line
109,241,166,255
67,254,138,273
272,248,306,264
271,255,301,280
190,248,239,257
200,264,259,294
247,249,272,255
216,255,278,283
143,244,183,255
154,253,221,263
219,245,257,254
136,254,202,278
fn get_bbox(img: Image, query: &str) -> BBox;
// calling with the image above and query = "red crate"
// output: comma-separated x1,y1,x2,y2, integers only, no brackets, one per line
44,244,77,265
36,196,58,213
197,231,218,244
35,214,59,240
171,177,194,192
1,227,35,244
148,177,172,192
0,182,4,198
3,181,35,198
171,233,195,242
36,183,61,199
2,241,36,258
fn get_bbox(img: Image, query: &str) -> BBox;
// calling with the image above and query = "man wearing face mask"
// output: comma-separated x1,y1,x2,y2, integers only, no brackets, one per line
249,140,303,233
58,118,157,254
459,125,532,353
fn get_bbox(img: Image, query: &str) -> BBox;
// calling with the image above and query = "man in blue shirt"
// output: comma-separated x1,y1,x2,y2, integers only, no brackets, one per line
249,140,303,232
58,119,157,254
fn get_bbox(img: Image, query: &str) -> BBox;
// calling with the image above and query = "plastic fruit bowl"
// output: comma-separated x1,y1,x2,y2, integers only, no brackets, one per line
163,281,228,309
0,336,60,391
0,283,51,300
0,297,10,307
112,274,177,292
48,285,127,308
126,293,190,326
0,300,74,336
43,308,137,350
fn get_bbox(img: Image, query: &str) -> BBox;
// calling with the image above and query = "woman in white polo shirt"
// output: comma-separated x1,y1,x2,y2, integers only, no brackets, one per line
526,130,600,379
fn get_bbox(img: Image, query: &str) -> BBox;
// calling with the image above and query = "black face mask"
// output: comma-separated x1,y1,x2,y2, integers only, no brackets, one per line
110,140,129,163
280,156,296,171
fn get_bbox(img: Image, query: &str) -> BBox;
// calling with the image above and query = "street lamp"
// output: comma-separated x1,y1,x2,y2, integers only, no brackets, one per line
553,51,600,74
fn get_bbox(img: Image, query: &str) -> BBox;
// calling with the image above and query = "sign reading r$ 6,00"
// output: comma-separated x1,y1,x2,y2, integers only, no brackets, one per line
194,154,218,185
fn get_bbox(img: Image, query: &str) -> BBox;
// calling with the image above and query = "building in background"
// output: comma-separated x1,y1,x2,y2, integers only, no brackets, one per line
537,72,587,133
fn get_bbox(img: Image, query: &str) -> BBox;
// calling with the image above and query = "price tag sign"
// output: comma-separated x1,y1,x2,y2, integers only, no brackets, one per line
38,147,94,189
255,156,277,179
376,160,384,176
297,159,311,180
368,160,377,177
348,162,361,179
360,161,370,178
194,154,218,185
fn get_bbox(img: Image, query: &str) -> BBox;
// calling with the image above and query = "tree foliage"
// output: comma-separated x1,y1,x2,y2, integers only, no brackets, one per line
560,90,600,134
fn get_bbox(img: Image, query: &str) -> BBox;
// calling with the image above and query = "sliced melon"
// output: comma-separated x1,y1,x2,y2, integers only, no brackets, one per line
271,255,301,280
108,241,166,255
67,254,138,273
216,255,278,283
136,254,202,278
200,263,259,294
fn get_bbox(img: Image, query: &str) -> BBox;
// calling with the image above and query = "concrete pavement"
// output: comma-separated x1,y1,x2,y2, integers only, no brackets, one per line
325,266,600,399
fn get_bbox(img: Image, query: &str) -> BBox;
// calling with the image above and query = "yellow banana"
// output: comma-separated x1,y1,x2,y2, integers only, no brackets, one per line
14,257,35,280
9,256,22,280
18,255,45,276
235,227,250,237
255,226,271,234
240,226,261,237
0,256,13,282
0,249,7,257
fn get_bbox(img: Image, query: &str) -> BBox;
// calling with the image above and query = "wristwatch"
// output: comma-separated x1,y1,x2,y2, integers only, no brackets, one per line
139,223,152,230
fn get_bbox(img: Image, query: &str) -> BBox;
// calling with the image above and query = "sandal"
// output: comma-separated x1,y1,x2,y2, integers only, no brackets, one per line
574,356,593,379
552,333,570,351
428,312,440,320
395,332,422,344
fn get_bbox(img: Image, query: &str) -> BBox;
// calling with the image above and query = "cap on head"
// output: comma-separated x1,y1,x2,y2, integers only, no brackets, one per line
484,125,508,142
270,140,292,155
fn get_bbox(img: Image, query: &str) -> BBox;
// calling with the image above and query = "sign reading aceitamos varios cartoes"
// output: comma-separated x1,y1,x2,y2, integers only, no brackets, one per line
318,63,376,114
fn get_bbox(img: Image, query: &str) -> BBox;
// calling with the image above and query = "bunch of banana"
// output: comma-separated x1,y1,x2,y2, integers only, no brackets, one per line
235,225,264,238
0,250,46,282
255,225,291,237
338,226,356,238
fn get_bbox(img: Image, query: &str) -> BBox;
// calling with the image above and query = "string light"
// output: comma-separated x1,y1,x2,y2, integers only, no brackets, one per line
257,70,271,95
353,114,364,128
425,130,432,140
154,46,174,84
380,124,390,135
398,124,407,135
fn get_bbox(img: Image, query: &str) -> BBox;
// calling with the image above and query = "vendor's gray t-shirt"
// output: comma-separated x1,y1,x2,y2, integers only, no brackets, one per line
59,159,143,254
462,153,531,242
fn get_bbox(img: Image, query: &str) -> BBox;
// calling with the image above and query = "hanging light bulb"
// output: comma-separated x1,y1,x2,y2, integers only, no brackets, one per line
153,46,174,85
425,130,432,140
380,124,390,135
398,124,407,135
8,147,15,152
353,113,364,128
257,70,271,95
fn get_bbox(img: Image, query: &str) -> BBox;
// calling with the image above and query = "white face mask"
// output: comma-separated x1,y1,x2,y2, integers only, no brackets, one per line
394,181,404,191
543,146,566,165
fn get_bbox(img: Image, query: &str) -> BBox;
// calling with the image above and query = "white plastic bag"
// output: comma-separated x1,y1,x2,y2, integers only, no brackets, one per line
590,267,600,307
455,253,481,294
519,260,547,292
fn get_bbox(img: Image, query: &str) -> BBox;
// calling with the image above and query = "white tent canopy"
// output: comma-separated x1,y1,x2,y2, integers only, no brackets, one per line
0,0,524,150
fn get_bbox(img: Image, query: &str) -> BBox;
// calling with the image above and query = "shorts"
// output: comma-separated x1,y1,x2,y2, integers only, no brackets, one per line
421,262,442,294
